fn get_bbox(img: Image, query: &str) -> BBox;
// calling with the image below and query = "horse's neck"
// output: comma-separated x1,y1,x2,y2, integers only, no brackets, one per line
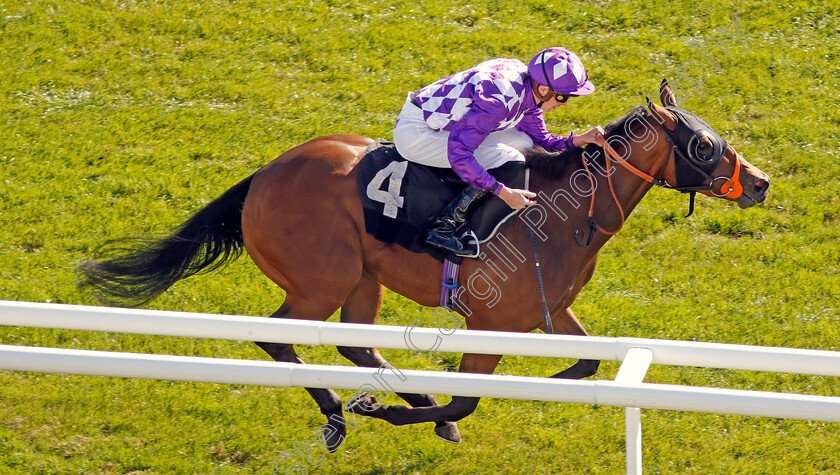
527,147,667,252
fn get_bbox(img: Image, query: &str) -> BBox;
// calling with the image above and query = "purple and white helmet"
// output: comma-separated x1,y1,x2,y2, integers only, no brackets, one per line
528,47,595,96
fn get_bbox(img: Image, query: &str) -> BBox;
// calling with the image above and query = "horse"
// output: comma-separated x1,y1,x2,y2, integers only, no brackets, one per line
77,81,770,450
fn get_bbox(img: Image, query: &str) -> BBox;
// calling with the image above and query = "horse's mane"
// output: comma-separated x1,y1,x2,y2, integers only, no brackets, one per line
525,105,650,180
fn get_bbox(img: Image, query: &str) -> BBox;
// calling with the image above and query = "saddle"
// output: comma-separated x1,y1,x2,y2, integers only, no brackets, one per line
357,140,527,262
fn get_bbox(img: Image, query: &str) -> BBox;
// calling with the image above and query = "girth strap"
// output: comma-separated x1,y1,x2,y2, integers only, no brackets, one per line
439,258,460,310
529,229,554,334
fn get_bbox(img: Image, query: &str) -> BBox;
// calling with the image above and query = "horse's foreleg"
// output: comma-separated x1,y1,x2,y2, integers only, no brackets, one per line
551,358,601,379
348,353,502,430
547,307,601,379
337,345,461,443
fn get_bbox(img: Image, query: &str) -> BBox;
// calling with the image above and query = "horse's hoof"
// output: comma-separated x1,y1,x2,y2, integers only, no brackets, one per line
320,413,346,453
434,421,461,444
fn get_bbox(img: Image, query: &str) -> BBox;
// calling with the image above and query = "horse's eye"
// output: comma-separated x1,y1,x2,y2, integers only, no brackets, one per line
694,136,715,160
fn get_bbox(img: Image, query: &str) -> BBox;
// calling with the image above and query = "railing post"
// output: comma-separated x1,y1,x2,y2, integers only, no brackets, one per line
615,347,654,475
625,407,643,475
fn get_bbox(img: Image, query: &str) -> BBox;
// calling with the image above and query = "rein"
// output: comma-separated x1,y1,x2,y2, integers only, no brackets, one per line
573,120,743,248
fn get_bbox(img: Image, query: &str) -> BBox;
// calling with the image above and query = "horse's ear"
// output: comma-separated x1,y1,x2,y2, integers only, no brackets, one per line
646,97,678,132
659,79,678,108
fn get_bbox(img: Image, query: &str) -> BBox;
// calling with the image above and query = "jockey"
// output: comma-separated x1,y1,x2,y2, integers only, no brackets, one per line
393,47,606,257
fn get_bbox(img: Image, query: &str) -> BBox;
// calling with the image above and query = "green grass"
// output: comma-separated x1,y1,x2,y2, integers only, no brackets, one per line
2,0,839,472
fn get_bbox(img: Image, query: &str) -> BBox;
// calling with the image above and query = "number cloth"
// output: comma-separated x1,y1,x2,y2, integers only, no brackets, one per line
357,140,526,262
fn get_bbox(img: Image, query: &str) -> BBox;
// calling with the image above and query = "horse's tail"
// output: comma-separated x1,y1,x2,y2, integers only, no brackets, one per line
76,174,255,307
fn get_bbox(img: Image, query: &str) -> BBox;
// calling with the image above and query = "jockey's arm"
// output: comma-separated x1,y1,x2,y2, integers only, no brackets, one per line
448,105,536,209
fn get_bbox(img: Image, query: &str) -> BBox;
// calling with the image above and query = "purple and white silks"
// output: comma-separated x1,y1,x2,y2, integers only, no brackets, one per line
394,58,576,193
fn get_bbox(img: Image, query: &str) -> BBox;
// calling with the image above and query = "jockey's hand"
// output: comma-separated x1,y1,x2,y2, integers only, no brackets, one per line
498,186,537,209
572,126,606,147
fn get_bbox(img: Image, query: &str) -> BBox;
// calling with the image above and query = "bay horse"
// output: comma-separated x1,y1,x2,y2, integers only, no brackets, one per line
77,81,770,450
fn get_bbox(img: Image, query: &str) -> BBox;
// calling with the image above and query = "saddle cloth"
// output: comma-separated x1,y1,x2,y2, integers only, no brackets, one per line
357,140,527,262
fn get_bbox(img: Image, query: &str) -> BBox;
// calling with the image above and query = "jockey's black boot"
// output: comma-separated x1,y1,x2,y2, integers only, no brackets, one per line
425,186,491,257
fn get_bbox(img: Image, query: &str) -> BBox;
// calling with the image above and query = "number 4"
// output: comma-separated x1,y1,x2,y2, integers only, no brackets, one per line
366,161,408,219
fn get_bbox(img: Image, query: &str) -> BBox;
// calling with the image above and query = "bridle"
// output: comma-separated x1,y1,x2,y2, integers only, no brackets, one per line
573,101,744,247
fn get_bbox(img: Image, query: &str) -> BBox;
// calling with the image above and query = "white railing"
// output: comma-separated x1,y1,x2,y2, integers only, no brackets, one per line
1,300,839,474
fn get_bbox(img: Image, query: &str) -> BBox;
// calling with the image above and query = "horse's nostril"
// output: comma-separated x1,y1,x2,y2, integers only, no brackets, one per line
754,178,769,195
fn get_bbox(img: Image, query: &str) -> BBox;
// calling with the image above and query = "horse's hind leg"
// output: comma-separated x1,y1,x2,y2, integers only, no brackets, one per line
547,307,600,379
335,272,462,443
255,298,346,452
